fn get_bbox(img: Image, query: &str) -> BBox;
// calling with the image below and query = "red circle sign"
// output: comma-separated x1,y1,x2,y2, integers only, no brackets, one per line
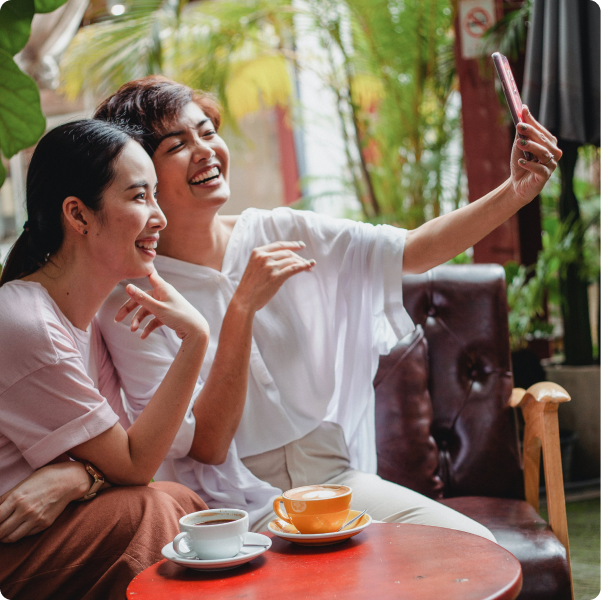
463,7,493,38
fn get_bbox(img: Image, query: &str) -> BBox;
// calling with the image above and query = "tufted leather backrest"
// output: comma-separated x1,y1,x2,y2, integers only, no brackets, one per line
375,264,524,500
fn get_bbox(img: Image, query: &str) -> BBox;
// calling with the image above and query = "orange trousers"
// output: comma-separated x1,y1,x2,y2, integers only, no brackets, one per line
0,481,207,600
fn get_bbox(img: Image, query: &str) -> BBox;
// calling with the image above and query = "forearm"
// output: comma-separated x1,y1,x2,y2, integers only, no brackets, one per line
70,332,208,485
43,461,91,502
124,332,208,482
188,299,254,464
403,178,521,274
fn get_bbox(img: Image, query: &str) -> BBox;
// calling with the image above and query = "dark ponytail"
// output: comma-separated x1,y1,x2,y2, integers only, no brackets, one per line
0,119,139,286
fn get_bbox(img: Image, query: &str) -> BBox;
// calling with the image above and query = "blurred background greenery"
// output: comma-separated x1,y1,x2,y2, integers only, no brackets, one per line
0,0,598,370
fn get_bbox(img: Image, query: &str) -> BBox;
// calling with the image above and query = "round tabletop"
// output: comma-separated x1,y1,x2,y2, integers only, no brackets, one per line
127,523,522,600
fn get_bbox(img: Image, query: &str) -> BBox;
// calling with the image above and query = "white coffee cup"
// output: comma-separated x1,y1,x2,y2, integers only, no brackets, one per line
173,509,249,560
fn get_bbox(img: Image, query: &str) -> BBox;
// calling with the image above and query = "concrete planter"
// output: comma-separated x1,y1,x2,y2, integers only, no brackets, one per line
543,365,600,480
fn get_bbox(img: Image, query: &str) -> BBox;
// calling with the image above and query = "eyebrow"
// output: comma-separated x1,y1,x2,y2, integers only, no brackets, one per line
157,119,211,144
124,181,149,191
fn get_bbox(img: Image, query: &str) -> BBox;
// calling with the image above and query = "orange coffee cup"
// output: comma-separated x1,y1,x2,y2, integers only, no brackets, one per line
272,484,352,534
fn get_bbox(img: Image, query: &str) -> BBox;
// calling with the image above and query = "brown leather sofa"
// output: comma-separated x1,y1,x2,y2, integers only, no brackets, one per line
374,264,572,600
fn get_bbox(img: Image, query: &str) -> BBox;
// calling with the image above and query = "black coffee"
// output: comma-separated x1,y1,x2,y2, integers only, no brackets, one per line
193,518,238,526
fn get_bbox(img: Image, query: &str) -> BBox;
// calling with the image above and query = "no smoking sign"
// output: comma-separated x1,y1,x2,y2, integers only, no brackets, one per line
459,0,496,59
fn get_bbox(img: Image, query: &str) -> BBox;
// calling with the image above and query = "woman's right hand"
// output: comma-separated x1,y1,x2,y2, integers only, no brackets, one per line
233,241,315,313
115,269,209,342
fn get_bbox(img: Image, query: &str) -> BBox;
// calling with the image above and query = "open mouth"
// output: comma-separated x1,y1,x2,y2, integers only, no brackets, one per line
135,240,158,250
189,166,220,185
135,239,158,256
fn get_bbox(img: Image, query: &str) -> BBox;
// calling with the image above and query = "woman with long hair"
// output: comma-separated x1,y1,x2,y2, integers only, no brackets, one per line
0,119,212,599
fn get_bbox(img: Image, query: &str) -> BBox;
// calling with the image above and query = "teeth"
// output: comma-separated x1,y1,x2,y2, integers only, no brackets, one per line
135,240,158,250
190,166,220,184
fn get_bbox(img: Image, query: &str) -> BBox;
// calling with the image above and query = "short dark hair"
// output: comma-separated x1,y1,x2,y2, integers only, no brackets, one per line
0,120,136,286
94,76,222,155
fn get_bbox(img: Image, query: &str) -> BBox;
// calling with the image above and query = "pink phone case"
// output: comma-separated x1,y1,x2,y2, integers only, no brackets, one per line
492,52,533,160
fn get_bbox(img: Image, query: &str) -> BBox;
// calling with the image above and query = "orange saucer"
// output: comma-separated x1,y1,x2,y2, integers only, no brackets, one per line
267,510,372,546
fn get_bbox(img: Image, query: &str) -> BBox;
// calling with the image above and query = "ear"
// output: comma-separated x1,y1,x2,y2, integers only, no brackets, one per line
62,196,90,236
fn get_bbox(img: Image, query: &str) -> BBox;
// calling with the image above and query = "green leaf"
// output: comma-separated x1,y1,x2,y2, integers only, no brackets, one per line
0,48,45,158
0,159,6,188
0,0,34,56
34,0,69,14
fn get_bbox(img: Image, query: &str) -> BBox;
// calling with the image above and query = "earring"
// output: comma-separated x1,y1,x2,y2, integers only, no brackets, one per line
84,230,88,235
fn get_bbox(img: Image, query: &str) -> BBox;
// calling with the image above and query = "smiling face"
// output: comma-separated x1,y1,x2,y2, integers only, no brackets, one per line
150,101,230,219
85,140,166,280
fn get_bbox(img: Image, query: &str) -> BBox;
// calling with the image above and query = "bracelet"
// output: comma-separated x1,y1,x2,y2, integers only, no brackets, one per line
76,461,105,501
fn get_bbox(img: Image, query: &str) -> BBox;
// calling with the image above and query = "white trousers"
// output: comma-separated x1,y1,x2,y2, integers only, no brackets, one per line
243,422,495,542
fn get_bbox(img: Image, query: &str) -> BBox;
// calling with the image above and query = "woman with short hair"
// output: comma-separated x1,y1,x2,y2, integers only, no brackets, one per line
91,75,560,538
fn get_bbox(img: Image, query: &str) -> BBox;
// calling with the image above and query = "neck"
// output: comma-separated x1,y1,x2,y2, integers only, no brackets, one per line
157,208,233,271
25,243,121,331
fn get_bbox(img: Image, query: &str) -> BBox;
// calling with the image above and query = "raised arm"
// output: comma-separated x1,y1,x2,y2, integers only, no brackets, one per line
68,271,209,485
188,241,315,464
403,107,561,274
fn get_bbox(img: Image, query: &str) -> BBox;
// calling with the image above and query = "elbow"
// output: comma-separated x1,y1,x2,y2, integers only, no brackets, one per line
106,472,153,487
188,444,229,466
206,450,228,465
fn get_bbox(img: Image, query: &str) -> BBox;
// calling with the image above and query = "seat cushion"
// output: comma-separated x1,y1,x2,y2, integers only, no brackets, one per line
439,496,572,600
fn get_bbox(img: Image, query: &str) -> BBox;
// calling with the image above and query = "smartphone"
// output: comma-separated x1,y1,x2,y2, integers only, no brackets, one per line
492,52,534,161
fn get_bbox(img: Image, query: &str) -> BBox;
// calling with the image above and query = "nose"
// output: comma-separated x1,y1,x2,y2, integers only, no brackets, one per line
149,199,167,231
191,135,215,162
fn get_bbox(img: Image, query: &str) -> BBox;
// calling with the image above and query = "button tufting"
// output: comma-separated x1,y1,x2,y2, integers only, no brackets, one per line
427,306,436,317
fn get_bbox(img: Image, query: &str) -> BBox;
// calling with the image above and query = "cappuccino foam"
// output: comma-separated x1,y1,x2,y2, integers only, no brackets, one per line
285,485,349,500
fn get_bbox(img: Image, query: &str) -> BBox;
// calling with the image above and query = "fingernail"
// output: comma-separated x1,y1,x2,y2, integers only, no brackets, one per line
519,158,527,165
519,139,528,146
519,124,527,131
298,241,306,247
308,259,316,266
523,105,529,115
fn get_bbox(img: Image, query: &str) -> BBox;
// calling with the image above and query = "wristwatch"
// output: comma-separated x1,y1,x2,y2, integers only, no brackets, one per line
76,461,105,501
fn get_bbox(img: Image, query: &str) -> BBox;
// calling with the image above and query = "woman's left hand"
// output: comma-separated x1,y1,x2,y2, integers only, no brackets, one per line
509,105,562,205
0,462,89,543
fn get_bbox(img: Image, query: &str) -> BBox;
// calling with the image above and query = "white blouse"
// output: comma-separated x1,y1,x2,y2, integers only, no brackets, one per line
98,207,414,525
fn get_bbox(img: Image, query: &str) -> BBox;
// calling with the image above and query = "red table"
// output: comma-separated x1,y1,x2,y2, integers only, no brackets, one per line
127,523,522,600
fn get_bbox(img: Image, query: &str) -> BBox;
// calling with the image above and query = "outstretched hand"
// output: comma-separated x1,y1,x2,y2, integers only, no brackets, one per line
115,269,209,341
509,106,562,205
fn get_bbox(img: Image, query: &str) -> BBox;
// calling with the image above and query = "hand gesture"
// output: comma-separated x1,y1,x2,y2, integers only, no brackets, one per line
115,269,209,341
233,241,315,313
509,106,562,205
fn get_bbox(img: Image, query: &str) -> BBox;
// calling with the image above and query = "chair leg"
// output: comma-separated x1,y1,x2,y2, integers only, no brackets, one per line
517,383,574,600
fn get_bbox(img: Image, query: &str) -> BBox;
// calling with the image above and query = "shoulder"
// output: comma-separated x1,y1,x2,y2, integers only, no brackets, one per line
239,207,346,237
0,282,70,392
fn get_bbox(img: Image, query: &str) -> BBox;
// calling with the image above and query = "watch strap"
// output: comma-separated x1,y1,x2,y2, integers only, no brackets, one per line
77,461,105,501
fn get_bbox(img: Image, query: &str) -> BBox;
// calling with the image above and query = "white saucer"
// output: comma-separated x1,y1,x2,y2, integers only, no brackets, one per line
161,532,271,570
267,510,372,545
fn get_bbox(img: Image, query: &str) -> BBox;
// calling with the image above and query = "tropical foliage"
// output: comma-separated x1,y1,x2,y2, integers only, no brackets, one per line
504,147,601,353
61,0,461,226
0,0,69,187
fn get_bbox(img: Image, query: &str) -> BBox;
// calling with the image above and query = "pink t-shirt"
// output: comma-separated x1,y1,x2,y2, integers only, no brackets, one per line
0,281,127,495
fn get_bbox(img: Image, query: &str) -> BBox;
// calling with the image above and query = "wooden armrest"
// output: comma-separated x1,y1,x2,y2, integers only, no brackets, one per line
513,381,573,599
510,382,571,408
